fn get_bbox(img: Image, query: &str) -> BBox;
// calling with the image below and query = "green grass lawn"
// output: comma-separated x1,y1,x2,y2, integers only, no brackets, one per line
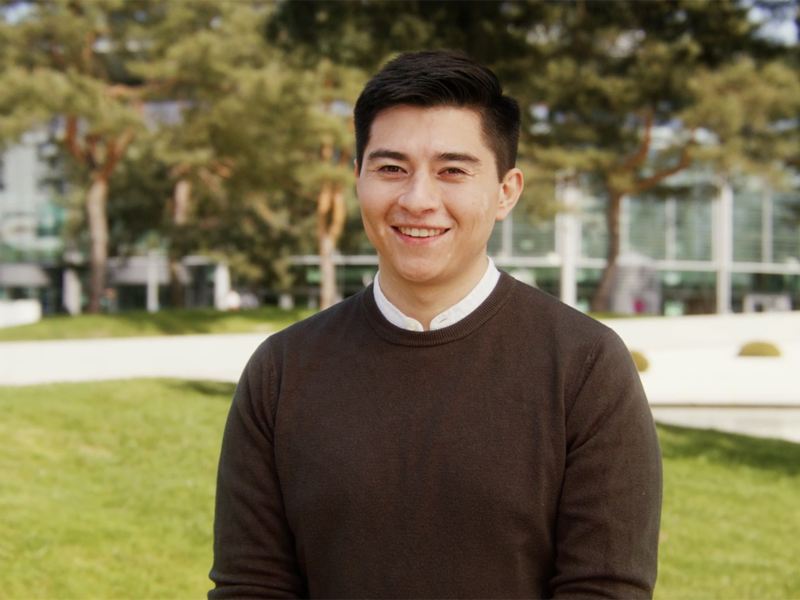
1,380,798,599
0,306,314,341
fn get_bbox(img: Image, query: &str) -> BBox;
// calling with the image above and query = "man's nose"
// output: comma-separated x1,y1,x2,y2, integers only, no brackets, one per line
397,171,440,214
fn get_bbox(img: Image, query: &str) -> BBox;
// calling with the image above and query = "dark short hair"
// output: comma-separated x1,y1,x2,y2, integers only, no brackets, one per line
354,50,520,180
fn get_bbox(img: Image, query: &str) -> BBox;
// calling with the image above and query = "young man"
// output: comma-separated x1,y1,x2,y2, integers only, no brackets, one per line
209,51,662,599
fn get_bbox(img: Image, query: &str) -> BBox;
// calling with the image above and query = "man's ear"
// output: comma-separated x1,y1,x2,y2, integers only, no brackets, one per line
353,158,361,178
496,167,523,221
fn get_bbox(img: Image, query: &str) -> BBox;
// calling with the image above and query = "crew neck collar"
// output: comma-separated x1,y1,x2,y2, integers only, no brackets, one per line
362,271,517,347
373,258,500,332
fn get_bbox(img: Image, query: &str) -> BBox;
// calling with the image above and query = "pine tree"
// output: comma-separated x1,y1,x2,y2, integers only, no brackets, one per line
0,0,147,312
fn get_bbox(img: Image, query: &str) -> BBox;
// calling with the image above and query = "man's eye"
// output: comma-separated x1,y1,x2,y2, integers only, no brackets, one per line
378,165,404,173
441,167,467,176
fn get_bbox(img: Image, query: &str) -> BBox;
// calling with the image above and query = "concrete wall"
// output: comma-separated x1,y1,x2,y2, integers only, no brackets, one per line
0,299,42,328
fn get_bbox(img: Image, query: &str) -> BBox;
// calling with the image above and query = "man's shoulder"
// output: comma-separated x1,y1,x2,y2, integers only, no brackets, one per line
504,274,612,338
242,289,368,377
497,273,631,370
269,288,367,345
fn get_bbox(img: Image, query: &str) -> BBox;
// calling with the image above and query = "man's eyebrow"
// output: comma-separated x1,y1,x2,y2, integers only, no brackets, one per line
437,152,481,164
365,149,408,162
365,149,482,164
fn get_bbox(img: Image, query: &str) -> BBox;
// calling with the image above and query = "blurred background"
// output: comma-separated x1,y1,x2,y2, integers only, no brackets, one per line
0,0,798,319
0,1,799,599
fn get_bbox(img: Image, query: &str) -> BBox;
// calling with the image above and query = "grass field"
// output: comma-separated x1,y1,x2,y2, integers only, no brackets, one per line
0,306,313,341
1,380,798,599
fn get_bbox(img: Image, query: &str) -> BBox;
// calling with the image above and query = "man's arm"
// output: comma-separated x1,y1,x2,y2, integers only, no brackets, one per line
550,328,662,599
209,343,306,598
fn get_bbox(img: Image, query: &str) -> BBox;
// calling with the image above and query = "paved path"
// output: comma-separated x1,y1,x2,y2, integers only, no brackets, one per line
1,311,798,442
610,311,800,442
0,333,267,385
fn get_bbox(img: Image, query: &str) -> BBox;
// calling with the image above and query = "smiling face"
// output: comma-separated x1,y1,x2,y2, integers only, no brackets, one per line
356,105,523,304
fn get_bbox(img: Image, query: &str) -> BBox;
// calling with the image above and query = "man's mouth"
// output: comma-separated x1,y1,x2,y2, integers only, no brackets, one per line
395,226,448,238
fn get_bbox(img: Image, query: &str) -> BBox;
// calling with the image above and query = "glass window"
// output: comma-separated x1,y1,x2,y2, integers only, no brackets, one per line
579,192,608,259
512,218,554,256
627,193,666,259
733,187,763,262
773,191,800,263
675,192,712,261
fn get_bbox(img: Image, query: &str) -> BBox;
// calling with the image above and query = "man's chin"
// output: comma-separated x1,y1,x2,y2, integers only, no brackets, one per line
384,265,449,288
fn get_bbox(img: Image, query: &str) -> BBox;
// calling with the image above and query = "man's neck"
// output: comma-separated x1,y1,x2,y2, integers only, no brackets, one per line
377,257,490,330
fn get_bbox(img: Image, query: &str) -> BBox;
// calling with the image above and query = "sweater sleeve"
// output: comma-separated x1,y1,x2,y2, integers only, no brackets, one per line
550,328,662,599
208,342,307,599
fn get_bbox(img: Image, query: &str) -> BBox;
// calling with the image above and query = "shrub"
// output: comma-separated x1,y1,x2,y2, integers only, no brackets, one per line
738,341,781,357
630,350,650,372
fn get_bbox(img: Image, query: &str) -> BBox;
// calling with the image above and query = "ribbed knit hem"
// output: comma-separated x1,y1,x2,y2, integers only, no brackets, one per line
360,271,518,347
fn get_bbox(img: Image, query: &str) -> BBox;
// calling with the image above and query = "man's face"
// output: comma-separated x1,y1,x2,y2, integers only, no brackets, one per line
356,105,522,296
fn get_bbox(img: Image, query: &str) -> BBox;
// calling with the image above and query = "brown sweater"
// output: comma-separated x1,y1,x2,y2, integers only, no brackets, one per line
209,272,662,599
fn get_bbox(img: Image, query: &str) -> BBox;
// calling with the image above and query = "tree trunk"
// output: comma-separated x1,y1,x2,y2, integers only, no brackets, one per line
173,178,191,225
319,232,336,309
168,256,185,308
86,175,109,313
591,190,623,313
169,178,192,308
317,182,346,309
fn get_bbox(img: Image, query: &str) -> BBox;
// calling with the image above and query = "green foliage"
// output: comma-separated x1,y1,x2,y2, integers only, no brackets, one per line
2,381,799,598
683,58,800,180
738,340,782,357
630,349,650,372
0,0,145,144
124,1,363,290
106,132,173,257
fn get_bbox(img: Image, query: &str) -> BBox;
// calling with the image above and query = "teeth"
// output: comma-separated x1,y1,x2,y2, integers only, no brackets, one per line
398,227,444,238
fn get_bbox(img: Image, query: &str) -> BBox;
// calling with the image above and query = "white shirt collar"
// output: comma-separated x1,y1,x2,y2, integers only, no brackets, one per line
373,258,500,332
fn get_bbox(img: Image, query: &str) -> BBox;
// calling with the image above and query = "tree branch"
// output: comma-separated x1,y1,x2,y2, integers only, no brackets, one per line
99,127,135,179
85,134,99,171
82,31,96,73
632,140,694,194
64,115,84,163
210,159,234,179
616,109,654,173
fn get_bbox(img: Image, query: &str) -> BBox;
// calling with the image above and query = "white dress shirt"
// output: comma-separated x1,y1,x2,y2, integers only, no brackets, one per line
373,258,501,331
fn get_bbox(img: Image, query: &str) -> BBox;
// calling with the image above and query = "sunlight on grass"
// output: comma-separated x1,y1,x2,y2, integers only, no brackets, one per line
1,381,798,599
0,380,233,598
656,425,800,599
0,306,313,341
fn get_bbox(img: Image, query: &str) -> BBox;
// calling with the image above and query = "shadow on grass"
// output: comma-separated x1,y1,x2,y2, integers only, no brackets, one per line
165,379,237,399
658,424,800,477
0,306,316,341
113,306,310,335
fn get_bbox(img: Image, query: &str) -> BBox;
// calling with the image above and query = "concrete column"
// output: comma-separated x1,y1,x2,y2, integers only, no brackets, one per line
762,190,773,263
146,250,160,313
714,181,734,314
620,195,631,256
556,179,581,308
214,263,231,311
665,197,677,261
62,268,82,315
